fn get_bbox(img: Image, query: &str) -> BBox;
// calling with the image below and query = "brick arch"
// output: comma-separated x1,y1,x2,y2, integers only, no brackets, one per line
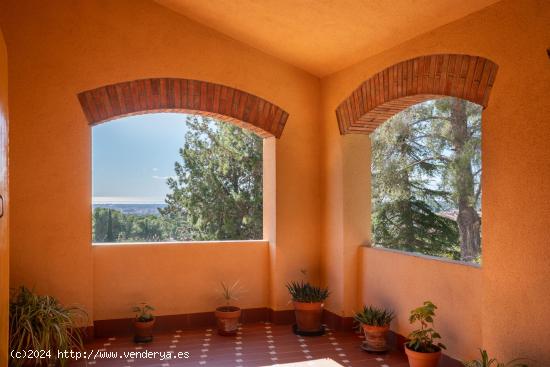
336,54,498,134
77,78,289,138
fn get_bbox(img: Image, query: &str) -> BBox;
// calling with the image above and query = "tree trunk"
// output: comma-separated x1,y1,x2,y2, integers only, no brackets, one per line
106,208,114,242
449,98,481,261
456,206,481,261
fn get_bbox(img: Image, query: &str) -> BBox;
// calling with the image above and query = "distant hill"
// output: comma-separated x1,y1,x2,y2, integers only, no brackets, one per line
92,203,167,216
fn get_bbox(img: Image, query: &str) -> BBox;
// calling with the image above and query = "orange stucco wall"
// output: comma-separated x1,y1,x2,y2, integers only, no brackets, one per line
360,248,482,359
93,242,269,320
0,26,9,367
1,0,549,363
321,0,550,361
0,0,322,323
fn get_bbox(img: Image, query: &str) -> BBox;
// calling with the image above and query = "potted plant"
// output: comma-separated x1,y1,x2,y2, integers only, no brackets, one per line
463,349,530,367
404,301,446,367
9,286,87,367
132,303,155,343
354,305,395,352
215,281,242,336
286,280,329,333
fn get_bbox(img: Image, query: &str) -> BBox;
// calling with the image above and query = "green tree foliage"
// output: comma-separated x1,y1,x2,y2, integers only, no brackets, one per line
92,208,167,242
160,116,263,241
371,97,481,262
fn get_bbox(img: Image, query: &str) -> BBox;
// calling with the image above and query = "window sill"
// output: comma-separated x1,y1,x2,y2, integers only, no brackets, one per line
92,239,268,247
363,245,481,269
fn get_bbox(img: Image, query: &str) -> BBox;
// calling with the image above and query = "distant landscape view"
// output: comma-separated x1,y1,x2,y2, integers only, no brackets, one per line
92,114,263,243
92,203,167,216
92,204,168,243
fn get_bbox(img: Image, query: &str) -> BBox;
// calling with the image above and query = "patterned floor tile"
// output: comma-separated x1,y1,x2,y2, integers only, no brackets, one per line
70,323,409,367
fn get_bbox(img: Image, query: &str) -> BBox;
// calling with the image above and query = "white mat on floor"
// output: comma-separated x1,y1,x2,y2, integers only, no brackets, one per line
263,358,343,367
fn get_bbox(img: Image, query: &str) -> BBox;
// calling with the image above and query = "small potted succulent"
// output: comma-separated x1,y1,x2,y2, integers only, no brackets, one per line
132,303,155,343
354,305,395,352
404,301,446,367
215,281,243,336
286,279,329,333
463,349,530,367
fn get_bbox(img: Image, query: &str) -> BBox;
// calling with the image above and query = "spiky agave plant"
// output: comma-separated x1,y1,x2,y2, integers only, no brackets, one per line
220,280,245,311
9,286,88,367
286,281,329,303
463,349,530,367
220,280,244,306
354,305,395,326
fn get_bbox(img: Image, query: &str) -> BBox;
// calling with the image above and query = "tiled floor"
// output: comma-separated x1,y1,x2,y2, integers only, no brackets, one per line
72,322,409,367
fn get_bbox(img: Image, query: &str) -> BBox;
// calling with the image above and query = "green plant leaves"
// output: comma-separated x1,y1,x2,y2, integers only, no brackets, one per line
133,302,154,322
462,349,530,367
406,301,445,353
220,280,244,306
286,281,329,303
353,305,395,326
9,286,88,367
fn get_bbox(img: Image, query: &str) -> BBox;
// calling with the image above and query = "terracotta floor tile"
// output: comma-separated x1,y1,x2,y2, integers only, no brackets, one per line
71,323,411,367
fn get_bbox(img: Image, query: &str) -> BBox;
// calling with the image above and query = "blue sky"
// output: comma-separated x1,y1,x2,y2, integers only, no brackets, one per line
92,113,189,204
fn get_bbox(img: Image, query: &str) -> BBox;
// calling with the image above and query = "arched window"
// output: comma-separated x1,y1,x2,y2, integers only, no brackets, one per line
80,78,286,244
336,54,497,264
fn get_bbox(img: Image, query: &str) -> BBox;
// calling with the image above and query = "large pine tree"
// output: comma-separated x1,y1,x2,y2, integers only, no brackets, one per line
159,116,263,241
371,97,481,262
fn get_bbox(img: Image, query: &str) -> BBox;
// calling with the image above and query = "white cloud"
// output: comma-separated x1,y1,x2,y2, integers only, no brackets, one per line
152,175,175,180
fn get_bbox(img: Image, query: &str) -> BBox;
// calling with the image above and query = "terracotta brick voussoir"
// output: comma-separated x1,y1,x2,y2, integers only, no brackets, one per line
336,54,498,134
77,78,290,138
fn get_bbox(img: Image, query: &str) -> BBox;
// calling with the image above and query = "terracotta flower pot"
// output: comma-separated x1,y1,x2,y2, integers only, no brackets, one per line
134,318,155,343
362,324,390,352
215,306,241,336
404,344,442,367
293,301,324,332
